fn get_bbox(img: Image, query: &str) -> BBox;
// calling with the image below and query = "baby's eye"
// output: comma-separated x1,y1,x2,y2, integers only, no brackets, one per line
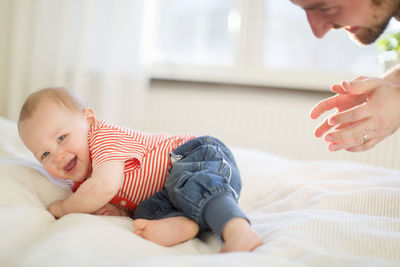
41,152,49,160
57,135,66,143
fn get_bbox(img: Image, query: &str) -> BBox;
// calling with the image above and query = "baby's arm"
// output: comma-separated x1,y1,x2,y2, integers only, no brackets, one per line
48,161,125,218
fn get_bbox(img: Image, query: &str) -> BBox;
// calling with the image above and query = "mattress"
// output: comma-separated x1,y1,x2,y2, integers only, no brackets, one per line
1,116,399,267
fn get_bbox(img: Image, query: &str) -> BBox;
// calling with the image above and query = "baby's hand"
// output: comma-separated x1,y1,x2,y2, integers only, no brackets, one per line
48,200,66,218
93,203,126,216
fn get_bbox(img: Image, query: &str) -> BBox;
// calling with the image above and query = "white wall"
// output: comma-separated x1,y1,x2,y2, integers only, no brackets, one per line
137,80,400,170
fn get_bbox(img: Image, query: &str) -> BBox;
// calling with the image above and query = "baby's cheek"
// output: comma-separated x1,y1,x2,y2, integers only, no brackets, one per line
46,167,62,179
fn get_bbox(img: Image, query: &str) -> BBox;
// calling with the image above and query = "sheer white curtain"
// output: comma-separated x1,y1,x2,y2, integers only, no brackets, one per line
0,0,148,128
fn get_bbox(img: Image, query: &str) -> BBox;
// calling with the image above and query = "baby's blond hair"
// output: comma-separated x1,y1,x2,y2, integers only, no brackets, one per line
18,87,87,127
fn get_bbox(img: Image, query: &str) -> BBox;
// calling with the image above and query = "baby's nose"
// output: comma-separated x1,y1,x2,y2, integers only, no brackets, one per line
54,151,66,166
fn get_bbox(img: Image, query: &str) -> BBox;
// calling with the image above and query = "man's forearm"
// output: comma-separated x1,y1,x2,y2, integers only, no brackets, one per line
383,64,400,83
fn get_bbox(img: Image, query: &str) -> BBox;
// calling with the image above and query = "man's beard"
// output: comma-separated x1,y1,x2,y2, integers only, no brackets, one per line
349,18,391,45
350,0,400,45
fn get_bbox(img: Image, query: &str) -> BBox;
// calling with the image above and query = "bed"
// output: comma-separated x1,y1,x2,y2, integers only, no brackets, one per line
1,116,400,267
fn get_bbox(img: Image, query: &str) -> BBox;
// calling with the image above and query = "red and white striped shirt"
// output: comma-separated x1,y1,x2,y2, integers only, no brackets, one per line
74,120,196,212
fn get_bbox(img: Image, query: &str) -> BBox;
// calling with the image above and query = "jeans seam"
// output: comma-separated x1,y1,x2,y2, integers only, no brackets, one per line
175,188,202,222
219,156,239,200
140,206,177,220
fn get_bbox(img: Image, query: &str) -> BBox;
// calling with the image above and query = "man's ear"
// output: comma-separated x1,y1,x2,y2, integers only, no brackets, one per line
83,107,96,126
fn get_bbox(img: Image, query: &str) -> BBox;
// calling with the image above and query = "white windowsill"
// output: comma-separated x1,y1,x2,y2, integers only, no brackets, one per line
149,64,377,92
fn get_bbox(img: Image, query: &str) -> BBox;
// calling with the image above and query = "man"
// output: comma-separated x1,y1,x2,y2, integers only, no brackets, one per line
291,0,400,152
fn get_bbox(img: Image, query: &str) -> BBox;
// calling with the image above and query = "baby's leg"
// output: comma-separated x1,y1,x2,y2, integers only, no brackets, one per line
132,216,199,246
166,136,263,252
220,217,263,253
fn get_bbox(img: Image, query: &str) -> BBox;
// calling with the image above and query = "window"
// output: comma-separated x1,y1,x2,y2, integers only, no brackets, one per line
152,0,237,65
263,1,377,74
148,0,386,90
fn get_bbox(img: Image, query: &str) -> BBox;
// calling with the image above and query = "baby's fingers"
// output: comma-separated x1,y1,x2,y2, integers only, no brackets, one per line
93,207,107,215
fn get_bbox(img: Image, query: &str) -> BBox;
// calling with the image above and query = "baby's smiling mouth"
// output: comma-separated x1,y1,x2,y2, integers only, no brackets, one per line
64,156,77,173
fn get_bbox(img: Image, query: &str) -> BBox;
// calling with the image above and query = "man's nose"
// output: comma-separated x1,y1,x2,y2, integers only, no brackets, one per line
306,11,332,38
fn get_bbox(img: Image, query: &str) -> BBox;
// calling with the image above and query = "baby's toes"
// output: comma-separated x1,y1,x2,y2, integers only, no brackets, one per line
133,219,147,230
134,229,144,237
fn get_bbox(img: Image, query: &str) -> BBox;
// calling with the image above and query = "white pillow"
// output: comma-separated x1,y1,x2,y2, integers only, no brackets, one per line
0,116,31,158
0,158,72,207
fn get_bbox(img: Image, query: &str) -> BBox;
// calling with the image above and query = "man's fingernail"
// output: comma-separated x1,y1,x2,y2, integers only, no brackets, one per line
330,144,338,151
344,80,353,86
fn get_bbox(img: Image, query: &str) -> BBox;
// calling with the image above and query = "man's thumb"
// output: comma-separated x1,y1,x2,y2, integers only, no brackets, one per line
341,78,376,95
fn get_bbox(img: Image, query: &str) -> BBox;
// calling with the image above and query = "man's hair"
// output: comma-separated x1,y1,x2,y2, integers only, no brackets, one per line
18,87,87,124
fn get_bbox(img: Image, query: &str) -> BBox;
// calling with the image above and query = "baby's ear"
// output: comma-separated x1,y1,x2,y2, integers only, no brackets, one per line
83,108,96,126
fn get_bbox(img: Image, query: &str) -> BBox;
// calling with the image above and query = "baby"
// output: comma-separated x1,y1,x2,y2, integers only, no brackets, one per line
18,87,262,252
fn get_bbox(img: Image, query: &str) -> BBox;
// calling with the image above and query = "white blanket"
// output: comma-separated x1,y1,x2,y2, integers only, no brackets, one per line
1,116,400,267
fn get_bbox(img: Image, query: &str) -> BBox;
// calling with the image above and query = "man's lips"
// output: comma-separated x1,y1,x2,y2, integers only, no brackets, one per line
344,26,359,33
64,156,77,173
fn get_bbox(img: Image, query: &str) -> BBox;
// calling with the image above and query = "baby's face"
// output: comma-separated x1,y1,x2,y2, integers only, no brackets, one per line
19,100,94,182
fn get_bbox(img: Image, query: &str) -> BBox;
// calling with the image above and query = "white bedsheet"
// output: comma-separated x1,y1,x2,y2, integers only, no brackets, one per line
1,116,400,267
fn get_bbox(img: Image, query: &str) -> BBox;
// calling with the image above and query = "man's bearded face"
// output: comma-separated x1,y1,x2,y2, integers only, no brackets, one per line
351,1,394,45
291,0,400,45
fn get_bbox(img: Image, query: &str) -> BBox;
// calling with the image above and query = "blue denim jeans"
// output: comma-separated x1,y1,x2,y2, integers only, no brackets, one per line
132,135,247,238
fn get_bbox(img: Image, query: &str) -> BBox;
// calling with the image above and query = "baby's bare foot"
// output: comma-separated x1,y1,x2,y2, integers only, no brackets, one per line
132,216,199,246
220,218,263,253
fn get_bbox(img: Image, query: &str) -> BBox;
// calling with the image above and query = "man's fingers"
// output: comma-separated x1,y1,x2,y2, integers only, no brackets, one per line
330,75,370,94
324,118,372,143
346,138,379,152
328,103,371,126
331,84,347,94
310,93,367,120
341,77,380,95
314,119,334,137
334,121,356,130
323,118,384,152
310,95,341,119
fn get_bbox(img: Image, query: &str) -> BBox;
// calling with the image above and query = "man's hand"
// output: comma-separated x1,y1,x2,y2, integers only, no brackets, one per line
310,76,400,152
48,199,66,218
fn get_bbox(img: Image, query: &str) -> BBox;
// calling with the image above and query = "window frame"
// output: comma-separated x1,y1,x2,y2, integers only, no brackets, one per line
146,0,379,91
